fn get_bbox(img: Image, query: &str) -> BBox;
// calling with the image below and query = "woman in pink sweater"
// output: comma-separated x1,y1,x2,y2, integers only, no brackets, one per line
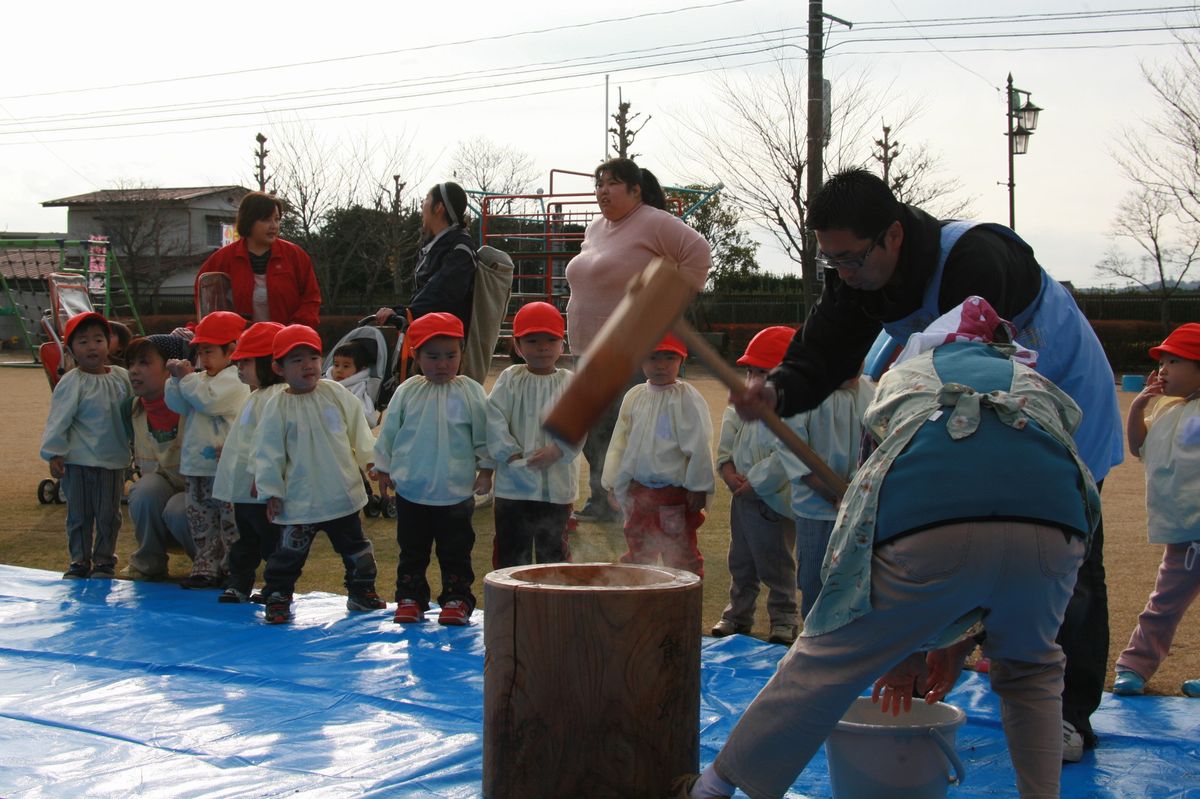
565,158,711,521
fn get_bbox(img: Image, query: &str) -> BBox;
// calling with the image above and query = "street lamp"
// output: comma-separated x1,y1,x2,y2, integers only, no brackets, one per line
1005,73,1043,230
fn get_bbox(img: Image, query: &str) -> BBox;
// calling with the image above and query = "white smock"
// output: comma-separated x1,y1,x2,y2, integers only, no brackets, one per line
486,365,582,504
165,365,250,478
374,375,494,506
40,366,132,469
601,381,714,501
327,366,378,427
251,380,377,525
1140,395,1200,544
212,384,284,504
717,405,794,519
773,379,874,521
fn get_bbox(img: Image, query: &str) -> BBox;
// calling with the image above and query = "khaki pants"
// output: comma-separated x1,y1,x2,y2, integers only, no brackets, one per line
714,521,1085,799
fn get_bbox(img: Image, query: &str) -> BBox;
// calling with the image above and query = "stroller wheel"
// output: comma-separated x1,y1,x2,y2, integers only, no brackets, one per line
364,496,381,518
382,498,397,519
37,479,57,505
55,480,67,504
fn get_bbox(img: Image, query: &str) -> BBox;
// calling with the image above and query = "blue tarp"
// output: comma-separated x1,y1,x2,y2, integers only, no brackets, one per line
0,564,1196,797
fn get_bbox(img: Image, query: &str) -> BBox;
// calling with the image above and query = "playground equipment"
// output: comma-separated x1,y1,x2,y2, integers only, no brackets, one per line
0,236,143,363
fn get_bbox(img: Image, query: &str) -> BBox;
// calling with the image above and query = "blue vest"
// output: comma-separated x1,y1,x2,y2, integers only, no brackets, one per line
876,342,1092,543
864,221,1123,481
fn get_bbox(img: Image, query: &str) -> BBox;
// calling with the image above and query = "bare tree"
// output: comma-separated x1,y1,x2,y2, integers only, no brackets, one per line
1116,29,1200,231
270,123,428,307
450,137,537,213
1095,188,1199,333
98,181,189,312
610,93,651,159
673,58,971,309
872,123,976,219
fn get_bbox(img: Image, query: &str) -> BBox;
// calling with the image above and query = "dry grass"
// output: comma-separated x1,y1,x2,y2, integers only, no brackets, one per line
1,357,1196,695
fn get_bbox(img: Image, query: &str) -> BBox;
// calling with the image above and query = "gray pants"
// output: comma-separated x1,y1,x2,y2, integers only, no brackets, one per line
720,493,797,629
62,464,124,568
128,472,193,577
795,516,836,619
713,521,1085,799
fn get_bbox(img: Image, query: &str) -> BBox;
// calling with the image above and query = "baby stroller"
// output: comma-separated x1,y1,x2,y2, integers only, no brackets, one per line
36,273,98,505
326,318,405,518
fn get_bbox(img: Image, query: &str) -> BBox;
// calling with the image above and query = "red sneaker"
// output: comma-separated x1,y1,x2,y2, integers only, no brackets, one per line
393,599,424,624
438,600,470,626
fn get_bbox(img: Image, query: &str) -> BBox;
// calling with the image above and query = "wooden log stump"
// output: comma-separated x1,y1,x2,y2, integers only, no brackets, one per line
483,562,703,799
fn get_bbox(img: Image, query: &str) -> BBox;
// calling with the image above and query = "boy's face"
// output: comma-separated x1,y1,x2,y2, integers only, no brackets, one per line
330,355,358,382
196,343,232,375
744,366,770,383
275,346,322,393
236,358,260,389
1157,354,1200,398
69,325,110,374
128,348,168,397
416,336,462,384
643,351,682,386
515,333,564,373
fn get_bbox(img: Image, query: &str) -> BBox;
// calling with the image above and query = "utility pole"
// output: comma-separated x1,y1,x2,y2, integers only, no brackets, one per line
254,133,270,193
803,1,824,314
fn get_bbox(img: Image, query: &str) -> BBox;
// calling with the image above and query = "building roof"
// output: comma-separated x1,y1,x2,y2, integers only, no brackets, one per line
42,186,252,207
0,248,60,280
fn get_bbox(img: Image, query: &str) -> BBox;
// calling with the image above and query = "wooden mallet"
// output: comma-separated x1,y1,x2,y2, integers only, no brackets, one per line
543,257,848,501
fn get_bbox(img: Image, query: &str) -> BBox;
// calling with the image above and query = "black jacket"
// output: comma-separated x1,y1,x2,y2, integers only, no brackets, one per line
393,226,476,330
770,204,1043,415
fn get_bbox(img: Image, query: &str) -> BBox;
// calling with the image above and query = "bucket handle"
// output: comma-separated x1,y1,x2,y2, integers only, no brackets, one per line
929,727,966,786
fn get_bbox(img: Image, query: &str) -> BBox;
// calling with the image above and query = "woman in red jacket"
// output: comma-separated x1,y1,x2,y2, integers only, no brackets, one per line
195,192,322,328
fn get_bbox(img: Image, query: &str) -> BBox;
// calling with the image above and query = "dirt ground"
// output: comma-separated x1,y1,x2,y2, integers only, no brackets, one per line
1,357,1195,696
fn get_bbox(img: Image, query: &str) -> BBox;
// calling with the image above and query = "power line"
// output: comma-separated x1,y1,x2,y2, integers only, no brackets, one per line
0,0,751,101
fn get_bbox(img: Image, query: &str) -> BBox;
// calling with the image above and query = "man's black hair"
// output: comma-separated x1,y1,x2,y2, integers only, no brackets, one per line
807,168,902,240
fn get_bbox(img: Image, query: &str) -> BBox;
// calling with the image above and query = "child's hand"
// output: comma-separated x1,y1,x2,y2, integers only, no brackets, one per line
607,488,621,512
685,490,707,513
48,456,65,479
375,471,394,491
720,462,750,494
507,453,524,464
922,638,975,705
526,444,563,470
165,358,193,379
474,469,493,496
266,497,283,522
1136,370,1166,405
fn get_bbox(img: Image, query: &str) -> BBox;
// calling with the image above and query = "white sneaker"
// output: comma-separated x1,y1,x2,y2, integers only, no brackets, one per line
1062,720,1084,763
473,488,494,508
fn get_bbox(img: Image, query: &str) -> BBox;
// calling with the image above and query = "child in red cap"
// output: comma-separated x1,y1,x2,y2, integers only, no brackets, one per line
486,301,580,567
212,322,285,604
711,326,801,644
602,332,713,577
165,310,250,589
250,324,386,624
40,311,133,579
374,311,494,625
1114,322,1200,698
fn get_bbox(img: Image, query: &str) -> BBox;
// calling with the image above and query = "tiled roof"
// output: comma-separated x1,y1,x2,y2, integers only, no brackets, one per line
43,186,251,207
0,248,59,280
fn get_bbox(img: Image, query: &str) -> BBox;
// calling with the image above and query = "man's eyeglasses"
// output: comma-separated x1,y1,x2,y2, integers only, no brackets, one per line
815,228,889,271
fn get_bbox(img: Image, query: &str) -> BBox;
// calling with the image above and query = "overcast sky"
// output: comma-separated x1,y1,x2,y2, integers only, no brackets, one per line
1,0,1193,287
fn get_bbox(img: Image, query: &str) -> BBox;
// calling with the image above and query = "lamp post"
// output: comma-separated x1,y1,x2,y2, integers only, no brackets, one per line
1005,73,1042,230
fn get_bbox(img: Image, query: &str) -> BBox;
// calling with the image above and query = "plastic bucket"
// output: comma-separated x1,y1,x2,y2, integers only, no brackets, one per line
1122,374,1147,392
825,697,967,799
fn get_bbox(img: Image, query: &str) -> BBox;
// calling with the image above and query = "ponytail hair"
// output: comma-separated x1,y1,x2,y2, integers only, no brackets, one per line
427,181,469,227
595,157,667,211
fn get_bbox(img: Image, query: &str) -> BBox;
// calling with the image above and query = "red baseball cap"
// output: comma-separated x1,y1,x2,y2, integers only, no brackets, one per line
653,331,688,358
63,311,111,346
1150,322,1200,362
407,312,465,351
273,324,323,360
231,322,285,361
192,311,246,347
737,326,796,370
513,302,564,339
